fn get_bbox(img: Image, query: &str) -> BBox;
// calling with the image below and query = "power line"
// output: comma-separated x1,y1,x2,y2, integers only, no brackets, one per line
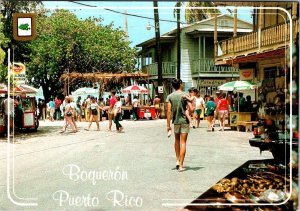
68,1,253,30
69,1,185,24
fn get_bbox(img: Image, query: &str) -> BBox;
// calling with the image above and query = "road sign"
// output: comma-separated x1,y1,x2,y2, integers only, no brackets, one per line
158,86,163,93
13,13,37,41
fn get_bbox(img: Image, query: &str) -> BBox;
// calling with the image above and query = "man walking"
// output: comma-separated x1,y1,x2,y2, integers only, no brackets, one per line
166,79,192,172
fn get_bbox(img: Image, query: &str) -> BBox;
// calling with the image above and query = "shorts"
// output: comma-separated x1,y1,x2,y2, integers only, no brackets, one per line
206,111,214,117
194,109,202,115
218,110,228,118
174,124,190,134
50,108,55,116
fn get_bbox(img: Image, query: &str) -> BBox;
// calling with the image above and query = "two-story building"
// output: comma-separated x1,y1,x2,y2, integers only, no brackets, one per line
137,14,252,99
213,2,299,103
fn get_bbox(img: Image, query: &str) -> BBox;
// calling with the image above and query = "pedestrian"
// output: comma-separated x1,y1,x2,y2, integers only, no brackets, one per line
60,96,76,133
98,98,105,121
132,96,139,120
2,95,14,136
76,96,82,122
216,93,229,131
193,89,205,128
108,90,117,131
54,96,62,120
113,96,124,132
37,98,42,120
85,96,103,131
205,96,216,131
48,98,55,122
69,96,78,132
183,87,196,128
153,95,161,119
166,79,192,172
85,95,91,121
212,91,221,127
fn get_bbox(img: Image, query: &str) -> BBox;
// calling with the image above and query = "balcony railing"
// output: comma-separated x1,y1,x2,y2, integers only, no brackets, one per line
216,19,298,58
142,62,176,78
191,58,239,75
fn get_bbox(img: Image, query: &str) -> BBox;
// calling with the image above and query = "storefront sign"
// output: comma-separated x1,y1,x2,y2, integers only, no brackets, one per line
11,63,26,84
240,69,254,80
199,79,226,87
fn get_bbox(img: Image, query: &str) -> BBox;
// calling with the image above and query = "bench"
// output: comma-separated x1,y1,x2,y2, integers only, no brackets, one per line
237,121,258,132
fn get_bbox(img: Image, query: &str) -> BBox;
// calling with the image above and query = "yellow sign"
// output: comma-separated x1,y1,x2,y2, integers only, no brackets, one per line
11,63,26,75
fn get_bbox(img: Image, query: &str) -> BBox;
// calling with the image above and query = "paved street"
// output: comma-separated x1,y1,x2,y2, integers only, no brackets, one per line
0,119,272,210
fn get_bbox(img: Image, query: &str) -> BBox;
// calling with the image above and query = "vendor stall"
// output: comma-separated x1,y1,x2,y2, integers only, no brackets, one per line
185,159,298,210
137,106,156,120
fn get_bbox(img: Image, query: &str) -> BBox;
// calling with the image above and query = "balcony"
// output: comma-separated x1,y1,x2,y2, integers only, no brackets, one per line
141,62,176,78
215,19,299,61
191,58,239,77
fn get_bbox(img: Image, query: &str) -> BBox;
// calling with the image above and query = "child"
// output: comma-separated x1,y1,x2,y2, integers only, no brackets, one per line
183,87,196,128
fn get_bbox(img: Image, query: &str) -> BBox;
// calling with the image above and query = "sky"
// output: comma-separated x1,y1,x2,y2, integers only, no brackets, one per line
43,1,253,47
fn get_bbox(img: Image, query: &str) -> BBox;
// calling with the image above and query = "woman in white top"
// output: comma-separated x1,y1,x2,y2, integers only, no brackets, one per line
114,96,124,132
193,90,205,128
85,96,103,131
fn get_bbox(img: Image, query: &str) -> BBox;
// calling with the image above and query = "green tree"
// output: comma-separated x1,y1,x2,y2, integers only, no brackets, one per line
26,10,137,100
0,14,9,83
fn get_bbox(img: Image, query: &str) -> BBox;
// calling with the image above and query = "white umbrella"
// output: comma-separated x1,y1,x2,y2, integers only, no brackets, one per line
219,80,257,122
72,87,98,95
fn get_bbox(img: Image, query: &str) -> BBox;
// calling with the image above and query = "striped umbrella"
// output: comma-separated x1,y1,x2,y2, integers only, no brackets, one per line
218,80,256,91
122,85,148,94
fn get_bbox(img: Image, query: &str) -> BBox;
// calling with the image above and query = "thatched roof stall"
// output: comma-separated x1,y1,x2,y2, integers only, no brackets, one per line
60,72,149,96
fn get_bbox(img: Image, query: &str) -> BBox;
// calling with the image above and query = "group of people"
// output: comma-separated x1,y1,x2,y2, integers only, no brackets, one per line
59,90,124,133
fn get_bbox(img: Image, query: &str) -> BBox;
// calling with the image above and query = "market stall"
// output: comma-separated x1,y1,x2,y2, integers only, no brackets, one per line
185,159,298,210
0,84,39,134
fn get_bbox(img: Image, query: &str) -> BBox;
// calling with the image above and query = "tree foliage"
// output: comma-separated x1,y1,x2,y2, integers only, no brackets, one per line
0,14,9,83
184,2,220,23
26,10,137,100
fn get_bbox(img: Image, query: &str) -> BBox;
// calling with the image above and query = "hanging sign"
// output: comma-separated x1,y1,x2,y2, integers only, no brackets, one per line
13,13,37,41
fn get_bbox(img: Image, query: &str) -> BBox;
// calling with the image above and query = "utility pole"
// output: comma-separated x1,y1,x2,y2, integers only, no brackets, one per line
153,0,162,87
176,7,181,79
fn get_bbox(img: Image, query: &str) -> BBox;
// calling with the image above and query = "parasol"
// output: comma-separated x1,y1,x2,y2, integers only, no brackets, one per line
122,85,148,94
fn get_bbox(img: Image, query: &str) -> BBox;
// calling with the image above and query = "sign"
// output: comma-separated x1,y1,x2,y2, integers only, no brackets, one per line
13,13,37,41
240,69,254,80
11,63,26,84
11,63,26,75
158,86,163,93
199,79,227,87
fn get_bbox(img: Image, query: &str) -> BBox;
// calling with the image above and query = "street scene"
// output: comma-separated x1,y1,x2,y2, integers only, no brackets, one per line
0,120,273,210
0,1,299,210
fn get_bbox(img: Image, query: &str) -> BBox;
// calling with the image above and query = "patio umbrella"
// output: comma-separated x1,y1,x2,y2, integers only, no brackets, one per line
218,80,257,121
72,87,98,95
218,80,256,91
122,85,148,94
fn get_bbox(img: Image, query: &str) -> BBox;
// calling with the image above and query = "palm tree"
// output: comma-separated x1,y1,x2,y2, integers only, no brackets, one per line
184,1,220,23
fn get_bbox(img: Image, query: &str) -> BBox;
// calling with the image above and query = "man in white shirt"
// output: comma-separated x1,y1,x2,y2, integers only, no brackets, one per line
132,96,139,120
3,95,14,136
113,96,124,132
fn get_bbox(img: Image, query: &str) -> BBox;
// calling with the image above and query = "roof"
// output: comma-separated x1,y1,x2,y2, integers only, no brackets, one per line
136,35,176,48
163,14,252,36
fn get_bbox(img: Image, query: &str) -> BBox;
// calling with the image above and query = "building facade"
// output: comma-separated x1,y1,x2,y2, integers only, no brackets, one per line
137,14,253,99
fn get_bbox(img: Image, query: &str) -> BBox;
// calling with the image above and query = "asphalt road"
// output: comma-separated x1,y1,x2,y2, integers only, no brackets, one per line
0,119,273,210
